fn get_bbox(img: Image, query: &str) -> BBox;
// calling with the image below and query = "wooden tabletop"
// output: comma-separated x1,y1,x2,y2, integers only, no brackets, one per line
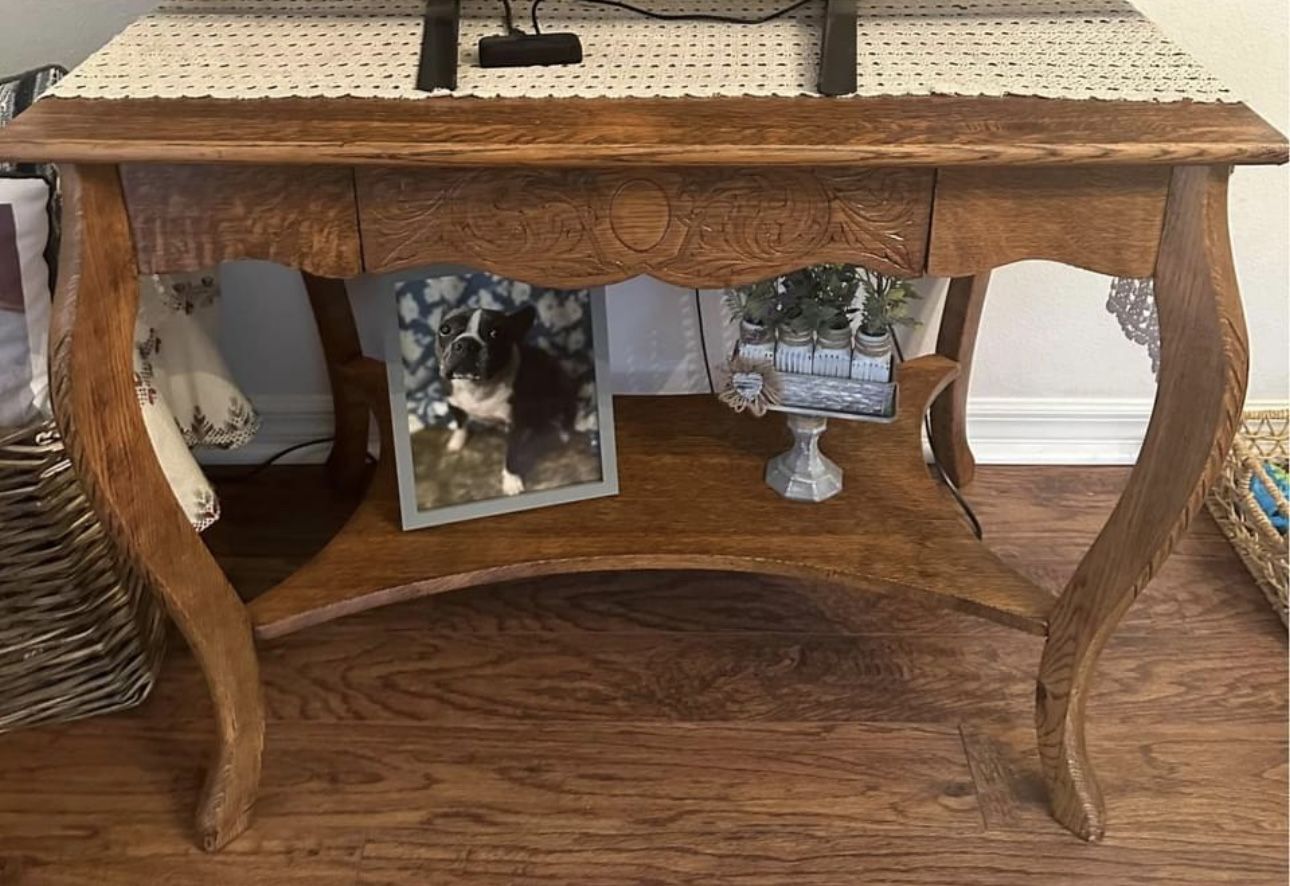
1,95,1285,168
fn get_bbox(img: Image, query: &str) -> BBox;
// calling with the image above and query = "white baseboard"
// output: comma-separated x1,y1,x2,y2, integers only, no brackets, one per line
967,397,1152,466
197,394,1286,468
968,397,1284,465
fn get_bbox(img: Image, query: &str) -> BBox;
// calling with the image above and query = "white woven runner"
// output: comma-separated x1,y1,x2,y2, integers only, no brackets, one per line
50,0,1232,102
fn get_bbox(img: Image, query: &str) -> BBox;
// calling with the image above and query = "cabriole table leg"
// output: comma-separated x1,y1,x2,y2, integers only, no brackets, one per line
930,273,990,488
50,164,266,852
303,272,372,494
1036,165,1249,841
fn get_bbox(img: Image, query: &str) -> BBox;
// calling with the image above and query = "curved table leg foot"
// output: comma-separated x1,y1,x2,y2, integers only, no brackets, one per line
51,165,265,852
304,273,371,493
197,725,263,851
930,273,990,487
1036,166,1249,842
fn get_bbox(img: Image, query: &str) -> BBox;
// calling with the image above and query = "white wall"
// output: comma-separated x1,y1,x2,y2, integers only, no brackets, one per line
4,1,1286,464
1,0,160,72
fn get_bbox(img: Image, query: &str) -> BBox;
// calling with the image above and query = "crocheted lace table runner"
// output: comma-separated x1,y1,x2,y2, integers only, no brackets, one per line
50,0,1232,102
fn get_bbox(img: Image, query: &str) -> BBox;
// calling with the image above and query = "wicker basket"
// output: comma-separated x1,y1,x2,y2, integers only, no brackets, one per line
1205,409,1289,628
0,418,167,732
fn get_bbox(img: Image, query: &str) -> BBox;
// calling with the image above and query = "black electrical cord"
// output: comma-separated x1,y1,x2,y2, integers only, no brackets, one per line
694,289,716,394
926,413,984,540
220,437,338,484
499,0,523,34
531,0,816,35
890,333,984,540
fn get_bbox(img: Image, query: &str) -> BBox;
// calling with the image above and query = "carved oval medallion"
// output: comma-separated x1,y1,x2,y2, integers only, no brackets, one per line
608,178,673,253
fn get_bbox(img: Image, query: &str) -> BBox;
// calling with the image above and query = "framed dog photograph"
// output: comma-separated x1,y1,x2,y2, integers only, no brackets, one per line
385,268,618,530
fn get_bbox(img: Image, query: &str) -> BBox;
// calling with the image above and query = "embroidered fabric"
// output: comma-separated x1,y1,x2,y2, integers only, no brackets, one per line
49,0,1232,102
135,271,261,532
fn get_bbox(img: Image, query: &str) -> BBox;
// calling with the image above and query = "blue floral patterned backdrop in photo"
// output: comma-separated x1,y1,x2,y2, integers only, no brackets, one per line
397,273,598,432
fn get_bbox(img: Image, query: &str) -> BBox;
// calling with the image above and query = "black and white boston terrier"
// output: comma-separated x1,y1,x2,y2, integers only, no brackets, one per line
435,304,579,496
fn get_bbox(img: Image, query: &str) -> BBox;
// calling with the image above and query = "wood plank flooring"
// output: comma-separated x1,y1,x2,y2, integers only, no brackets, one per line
1,466,1285,885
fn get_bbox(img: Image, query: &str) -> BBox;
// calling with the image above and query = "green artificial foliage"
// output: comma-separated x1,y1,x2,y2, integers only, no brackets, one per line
781,303,816,336
858,270,922,336
727,264,918,337
725,279,779,326
816,305,853,334
781,264,860,327
728,264,856,328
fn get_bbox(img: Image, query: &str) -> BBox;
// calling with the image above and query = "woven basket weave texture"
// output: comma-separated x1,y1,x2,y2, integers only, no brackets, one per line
1205,409,1290,628
0,420,166,732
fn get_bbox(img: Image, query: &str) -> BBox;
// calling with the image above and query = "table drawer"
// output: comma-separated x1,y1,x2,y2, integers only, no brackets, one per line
356,166,934,288
121,164,362,278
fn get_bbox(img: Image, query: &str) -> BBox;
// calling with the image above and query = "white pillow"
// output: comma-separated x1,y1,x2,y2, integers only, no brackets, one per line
0,175,52,426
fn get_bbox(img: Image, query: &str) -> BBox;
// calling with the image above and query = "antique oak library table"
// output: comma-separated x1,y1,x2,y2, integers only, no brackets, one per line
2,8,1287,853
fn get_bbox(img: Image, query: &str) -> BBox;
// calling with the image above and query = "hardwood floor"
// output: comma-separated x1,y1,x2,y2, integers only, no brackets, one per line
1,466,1285,885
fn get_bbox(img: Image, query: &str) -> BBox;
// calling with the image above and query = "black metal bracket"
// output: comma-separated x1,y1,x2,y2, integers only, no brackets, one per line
818,0,857,96
416,0,461,92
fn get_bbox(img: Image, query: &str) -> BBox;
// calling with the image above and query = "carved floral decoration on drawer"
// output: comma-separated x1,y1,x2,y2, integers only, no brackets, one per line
358,168,934,288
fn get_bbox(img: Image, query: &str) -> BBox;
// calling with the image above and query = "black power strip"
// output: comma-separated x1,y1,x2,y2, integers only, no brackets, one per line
479,32,583,68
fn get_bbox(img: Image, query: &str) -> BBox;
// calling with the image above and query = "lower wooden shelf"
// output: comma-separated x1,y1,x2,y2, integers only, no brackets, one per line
247,355,1055,640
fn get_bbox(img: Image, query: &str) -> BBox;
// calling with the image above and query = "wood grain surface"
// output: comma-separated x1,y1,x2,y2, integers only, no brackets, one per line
1036,166,1251,842
302,274,372,493
929,273,990,487
47,166,265,853
357,166,932,286
2,96,1286,167
9,88,1278,870
120,164,361,278
3,466,1284,884
247,357,1055,640
927,166,1172,277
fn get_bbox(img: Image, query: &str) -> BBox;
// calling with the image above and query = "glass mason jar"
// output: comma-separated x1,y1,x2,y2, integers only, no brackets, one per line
737,317,776,365
775,325,815,375
812,320,853,378
851,329,894,383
